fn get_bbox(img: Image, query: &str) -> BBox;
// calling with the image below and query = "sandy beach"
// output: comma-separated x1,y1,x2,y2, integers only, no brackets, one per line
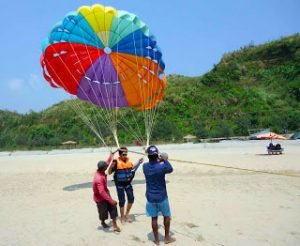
0,140,299,246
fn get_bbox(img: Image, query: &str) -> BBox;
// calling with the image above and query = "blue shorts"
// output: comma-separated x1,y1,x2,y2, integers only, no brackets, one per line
146,198,171,217
116,184,134,207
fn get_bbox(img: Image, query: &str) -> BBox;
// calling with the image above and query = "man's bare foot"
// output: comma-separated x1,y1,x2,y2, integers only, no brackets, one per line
153,240,160,245
125,215,133,223
120,216,126,224
164,236,176,244
101,221,109,228
113,225,121,232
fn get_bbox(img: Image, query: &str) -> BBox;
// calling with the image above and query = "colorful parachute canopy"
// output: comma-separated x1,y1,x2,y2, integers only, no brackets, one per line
41,4,166,110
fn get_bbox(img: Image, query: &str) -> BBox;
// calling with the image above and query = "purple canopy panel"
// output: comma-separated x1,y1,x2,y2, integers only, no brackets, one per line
77,54,129,108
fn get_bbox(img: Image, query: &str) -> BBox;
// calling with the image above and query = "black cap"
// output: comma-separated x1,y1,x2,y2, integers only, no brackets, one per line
146,145,159,155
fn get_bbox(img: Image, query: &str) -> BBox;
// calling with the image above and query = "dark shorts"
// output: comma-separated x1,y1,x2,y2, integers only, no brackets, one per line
96,200,118,221
116,184,134,207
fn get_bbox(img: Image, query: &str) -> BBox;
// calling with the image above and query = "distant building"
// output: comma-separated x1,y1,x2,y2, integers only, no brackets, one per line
183,134,197,142
61,141,77,148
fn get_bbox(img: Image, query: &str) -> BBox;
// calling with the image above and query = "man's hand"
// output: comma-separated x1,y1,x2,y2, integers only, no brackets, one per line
110,161,117,167
112,199,118,206
111,149,118,155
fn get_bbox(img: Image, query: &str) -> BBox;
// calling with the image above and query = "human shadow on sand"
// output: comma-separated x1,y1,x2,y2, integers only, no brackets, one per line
97,221,120,234
63,179,147,191
256,153,278,156
147,226,175,244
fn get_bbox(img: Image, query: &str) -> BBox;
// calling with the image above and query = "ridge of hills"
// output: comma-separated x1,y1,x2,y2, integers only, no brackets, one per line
1,34,299,149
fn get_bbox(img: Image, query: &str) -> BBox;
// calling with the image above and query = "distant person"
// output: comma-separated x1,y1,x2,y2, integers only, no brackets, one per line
143,145,175,245
268,142,274,150
275,143,282,150
108,147,143,224
92,160,120,232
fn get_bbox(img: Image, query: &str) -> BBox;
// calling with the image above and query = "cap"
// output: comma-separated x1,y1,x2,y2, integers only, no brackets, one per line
97,161,108,170
147,145,159,156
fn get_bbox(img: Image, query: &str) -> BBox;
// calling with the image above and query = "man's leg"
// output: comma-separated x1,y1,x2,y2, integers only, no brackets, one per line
125,185,134,222
119,207,125,224
96,201,109,228
163,217,175,244
101,220,109,228
107,202,121,232
116,186,126,224
112,217,121,232
152,217,159,245
125,203,133,222
160,198,175,244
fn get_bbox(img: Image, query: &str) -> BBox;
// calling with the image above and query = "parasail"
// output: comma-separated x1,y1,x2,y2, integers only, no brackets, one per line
40,4,166,147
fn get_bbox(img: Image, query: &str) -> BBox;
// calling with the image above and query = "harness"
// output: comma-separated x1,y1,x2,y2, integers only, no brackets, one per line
114,157,134,183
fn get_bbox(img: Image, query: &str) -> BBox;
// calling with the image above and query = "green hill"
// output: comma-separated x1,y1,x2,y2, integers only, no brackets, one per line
1,34,299,150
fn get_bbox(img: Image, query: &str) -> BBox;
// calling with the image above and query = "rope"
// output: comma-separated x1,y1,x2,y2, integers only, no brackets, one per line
127,150,300,178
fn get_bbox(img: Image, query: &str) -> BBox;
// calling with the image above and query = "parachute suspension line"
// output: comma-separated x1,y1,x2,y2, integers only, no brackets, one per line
148,101,161,145
131,21,151,147
64,35,108,140
86,11,118,138
112,127,120,148
128,108,145,143
117,110,145,145
112,12,121,148
144,31,164,147
67,33,114,146
67,11,119,147
51,19,116,147
145,34,152,147
146,35,165,147
144,33,156,147
147,52,164,145
42,47,109,147
67,99,107,146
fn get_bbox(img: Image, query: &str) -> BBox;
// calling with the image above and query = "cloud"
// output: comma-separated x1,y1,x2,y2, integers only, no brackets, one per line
7,74,43,92
8,79,24,91
29,73,41,89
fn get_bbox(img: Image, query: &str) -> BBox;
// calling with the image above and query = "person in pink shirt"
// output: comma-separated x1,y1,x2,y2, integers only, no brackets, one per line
92,160,120,232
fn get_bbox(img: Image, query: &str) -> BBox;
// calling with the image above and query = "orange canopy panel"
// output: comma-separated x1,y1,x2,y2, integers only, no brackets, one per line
257,132,288,140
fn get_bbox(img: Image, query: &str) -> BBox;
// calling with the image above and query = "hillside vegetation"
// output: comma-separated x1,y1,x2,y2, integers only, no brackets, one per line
1,34,299,150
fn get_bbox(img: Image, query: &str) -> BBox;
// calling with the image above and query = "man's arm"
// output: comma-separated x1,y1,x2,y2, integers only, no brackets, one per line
163,161,173,174
133,157,144,171
97,178,116,205
108,160,117,175
106,149,118,165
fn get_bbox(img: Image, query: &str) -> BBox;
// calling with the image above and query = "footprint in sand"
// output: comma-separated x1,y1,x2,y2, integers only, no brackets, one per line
130,235,145,243
184,222,199,228
195,234,205,242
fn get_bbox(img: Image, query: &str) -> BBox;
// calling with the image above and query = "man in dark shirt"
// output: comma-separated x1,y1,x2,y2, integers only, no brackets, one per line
143,145,175,245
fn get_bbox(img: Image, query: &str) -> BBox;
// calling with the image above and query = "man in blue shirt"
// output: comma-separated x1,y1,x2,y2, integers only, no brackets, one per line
143,145,175,245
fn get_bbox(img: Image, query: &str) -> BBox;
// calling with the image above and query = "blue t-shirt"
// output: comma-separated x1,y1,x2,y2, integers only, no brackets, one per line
143,160,173,203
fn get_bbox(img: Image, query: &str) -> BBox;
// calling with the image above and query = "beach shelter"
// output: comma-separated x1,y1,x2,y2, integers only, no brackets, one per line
249,129,270,140
62,141,77,145
256,132,288,140
183,134,197,142
62,141,77,149
290,131,300,139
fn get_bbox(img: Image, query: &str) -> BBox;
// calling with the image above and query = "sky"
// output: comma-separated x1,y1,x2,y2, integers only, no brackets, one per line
0,0,299,113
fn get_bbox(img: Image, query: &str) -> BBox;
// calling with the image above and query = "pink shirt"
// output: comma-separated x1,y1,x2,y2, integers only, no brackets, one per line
92,171,114,204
